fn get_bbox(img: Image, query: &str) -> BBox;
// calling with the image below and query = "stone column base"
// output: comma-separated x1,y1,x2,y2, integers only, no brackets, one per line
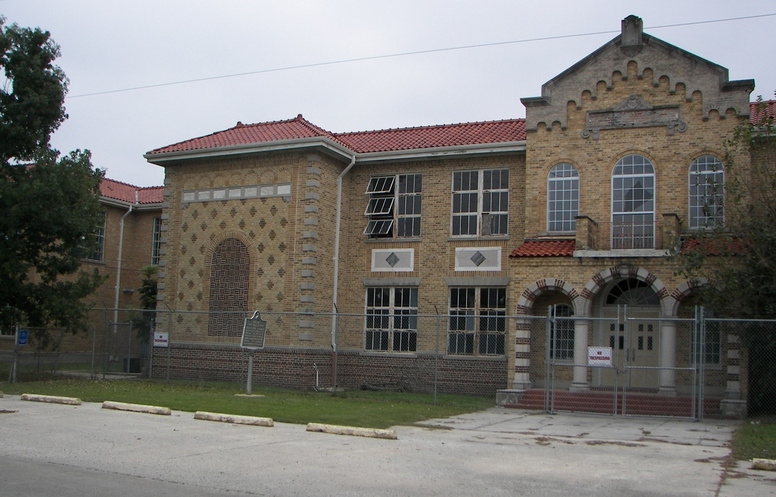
658,386,677,397
569,382,590,392
719,399,747,419
496,389,526,407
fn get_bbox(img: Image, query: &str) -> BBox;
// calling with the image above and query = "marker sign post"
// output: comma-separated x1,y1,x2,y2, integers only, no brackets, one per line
241,311,267,395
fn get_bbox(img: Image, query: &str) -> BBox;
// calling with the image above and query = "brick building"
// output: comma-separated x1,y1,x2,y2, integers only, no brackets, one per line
143,16,764,411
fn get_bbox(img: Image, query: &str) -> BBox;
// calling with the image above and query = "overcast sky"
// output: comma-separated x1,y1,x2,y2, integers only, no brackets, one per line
3,1,775,187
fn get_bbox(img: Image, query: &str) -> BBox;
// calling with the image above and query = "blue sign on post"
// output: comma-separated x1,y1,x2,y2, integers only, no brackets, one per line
17,329,29,346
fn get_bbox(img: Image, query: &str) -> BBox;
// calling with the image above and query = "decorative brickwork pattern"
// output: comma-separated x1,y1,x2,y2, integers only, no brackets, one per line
207,238,249,337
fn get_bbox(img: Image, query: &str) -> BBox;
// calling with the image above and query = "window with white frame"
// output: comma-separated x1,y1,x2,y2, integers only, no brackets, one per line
87,211,107,261
451,169,509,237
365,287,418,352
151,217,162,265
364,174,422,239
549,304,574,360
547,163,579,233
689,155,724,229
448,287,506,355
612,155,655,249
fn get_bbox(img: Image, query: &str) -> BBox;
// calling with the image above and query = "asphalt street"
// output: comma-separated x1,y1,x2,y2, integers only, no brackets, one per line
0,395,773,496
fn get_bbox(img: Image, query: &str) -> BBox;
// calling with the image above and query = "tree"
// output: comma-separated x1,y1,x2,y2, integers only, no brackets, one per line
0,18,105,345
673,94,776,414
131,265,158,345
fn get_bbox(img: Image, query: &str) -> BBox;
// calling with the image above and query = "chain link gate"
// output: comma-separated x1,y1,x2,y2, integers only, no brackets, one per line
545,305,708,419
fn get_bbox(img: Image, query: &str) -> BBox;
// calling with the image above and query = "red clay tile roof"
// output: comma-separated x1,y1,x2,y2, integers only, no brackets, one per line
147,115,342,155
510,239,576,257
750,100,776,125
100,177,163,204
146,115,526,156
337,119,527,154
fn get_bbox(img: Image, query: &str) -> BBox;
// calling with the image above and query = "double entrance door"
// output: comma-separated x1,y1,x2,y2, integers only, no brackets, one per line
596,309,660,390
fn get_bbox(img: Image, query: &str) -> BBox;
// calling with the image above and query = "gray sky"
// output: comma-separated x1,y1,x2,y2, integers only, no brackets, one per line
3,1,775,187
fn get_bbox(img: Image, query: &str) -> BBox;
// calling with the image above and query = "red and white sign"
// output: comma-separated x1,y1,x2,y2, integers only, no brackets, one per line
588,347,613,367
153,332,169,348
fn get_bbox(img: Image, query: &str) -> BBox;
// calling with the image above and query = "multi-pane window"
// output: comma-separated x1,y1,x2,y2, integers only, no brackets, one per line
689,155,724,229
549,304,574,360
451,169,509,236
365,287,418,352
87,211,107,261
693,320,721,366
547,163,579,232
448,287,506,355
612,155,655,249
364,174,422,238
151,217,162,265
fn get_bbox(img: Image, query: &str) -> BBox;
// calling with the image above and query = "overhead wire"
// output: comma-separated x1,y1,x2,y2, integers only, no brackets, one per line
67,12,776,100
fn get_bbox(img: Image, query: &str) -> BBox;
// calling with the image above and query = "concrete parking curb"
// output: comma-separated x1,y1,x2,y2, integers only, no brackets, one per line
752,458,776,471
194,411,274,427
21,393,81,405
306,422,397,440
102,400,171,415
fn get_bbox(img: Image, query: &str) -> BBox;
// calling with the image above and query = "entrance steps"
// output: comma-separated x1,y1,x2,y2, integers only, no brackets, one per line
505,389,722,418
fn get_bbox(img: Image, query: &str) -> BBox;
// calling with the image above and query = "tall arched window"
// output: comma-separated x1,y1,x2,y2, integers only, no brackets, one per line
547,163,579,233
689,155,724,229
207,238,249,337
612,155,655,249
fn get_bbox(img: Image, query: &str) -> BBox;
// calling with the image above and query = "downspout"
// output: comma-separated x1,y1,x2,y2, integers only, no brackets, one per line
113,194,136,337
331,154,357,387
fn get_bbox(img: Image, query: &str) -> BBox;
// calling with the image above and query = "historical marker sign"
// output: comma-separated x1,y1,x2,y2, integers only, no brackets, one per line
16,329,29,346
241,311,267,350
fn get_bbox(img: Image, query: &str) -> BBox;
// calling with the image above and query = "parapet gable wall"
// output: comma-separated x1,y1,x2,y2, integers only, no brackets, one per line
522,32,751,240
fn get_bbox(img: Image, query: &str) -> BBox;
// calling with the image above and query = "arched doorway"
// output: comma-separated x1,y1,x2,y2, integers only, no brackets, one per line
593,278,661,390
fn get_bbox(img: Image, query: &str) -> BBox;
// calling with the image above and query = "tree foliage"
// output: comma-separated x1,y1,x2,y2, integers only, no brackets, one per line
674,95,776,318
0,18,105,341
673,94,776,414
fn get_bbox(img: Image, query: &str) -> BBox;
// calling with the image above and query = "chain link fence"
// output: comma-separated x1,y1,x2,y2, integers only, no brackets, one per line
2,306,775,419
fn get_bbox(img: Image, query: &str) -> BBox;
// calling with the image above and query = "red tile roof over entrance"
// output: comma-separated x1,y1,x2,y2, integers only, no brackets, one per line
147,115,527,156
750,100,776,125
510,239,576,257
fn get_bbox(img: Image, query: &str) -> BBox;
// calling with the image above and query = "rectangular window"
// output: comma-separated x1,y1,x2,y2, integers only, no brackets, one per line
452,169,508,237
151,217,162,265
87,211,107,262
693,320,721,366
365,287,418,352
448,287,506,355
364,174,422,239
549,305,575,360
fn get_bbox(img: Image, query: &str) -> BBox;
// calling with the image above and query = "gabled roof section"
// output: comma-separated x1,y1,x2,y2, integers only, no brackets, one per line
146,114,341,155
145,114,526,163
337,119,526,154
510,239,576,257
100,177,163,205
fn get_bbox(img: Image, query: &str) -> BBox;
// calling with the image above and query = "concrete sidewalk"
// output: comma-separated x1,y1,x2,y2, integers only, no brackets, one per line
0,396,773,496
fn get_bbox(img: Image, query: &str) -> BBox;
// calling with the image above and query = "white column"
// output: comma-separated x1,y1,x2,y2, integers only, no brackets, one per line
570,319,590,392
658,320,677,396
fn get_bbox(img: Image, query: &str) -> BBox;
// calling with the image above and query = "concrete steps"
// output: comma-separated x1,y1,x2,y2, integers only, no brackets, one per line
506,389,721,418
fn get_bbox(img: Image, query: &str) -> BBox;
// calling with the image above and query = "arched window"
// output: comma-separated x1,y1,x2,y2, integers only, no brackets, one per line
612,155,655,249
547,163,579,232
207,238,249,337
689,155,724,229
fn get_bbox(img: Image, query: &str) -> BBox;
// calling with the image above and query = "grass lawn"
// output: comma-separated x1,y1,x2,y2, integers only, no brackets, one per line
0,377,494,429
731,417,776,461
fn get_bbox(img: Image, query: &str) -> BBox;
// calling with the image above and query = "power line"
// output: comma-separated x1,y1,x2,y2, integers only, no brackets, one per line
61,12,776,100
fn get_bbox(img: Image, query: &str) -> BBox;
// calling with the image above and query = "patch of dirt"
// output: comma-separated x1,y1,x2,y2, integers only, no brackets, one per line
585,440,644,448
